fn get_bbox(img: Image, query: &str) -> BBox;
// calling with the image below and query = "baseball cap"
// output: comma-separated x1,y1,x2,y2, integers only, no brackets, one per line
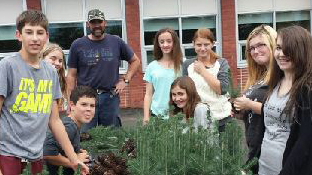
88,9,105,22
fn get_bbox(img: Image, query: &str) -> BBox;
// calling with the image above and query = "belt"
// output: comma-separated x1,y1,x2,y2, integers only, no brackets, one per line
96,88,116,95
96,89,110,94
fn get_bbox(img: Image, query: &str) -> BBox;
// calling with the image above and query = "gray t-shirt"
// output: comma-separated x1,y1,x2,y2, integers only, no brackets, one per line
44,116,80,175
258,84,291,175
0,53,61,160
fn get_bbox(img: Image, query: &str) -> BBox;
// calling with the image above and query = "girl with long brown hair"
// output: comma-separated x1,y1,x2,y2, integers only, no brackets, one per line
143,28,183,124
170,76,211,129
258,25,312,175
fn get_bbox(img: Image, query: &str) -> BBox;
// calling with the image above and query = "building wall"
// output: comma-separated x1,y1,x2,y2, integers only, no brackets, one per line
24,0,249,108
120,0,145,108
26,0,41,10
220,0,238,85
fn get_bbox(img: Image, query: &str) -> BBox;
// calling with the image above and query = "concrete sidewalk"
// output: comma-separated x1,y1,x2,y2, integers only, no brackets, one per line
120,108,143,127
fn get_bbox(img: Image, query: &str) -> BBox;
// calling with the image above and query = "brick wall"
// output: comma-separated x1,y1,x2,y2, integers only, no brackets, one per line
25,0,145,108
220,0,238,86
237,68,248,91
121,0,145,108
24,0,250,108
26,0,41,10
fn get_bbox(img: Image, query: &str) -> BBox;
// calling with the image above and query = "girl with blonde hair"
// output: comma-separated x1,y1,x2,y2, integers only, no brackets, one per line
41,43,68,113
233,25,277,173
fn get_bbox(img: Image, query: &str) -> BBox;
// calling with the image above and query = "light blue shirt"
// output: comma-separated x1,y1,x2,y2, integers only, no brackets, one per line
143,60,180,118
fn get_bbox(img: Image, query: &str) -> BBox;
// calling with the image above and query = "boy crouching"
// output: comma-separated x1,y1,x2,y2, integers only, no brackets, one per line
44,86,97,174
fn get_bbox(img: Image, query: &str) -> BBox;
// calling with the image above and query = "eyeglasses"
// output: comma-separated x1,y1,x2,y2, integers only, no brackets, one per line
247,43,267,53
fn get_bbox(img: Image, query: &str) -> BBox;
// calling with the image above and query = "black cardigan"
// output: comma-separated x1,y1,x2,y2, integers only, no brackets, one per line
254,87,312,175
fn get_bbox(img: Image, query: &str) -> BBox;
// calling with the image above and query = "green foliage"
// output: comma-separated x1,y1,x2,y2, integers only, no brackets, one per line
21,163,81,175
227,69,241,98
82,116,245,175
80,126,131,156
21,164,49,175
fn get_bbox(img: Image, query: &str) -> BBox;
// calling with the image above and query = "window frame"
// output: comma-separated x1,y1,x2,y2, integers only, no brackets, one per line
0,0,27,60
41,0,128,73
236,0,312,68
139,0,221,71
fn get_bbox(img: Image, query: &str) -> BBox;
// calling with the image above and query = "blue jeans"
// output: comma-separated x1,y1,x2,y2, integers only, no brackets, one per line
81,92,121,133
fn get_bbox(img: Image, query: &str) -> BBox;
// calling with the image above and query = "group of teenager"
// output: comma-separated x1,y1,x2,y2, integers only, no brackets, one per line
142,21,312,175
233,25,312,175
0,7,143,174
143,27,232,133
0,8,312,175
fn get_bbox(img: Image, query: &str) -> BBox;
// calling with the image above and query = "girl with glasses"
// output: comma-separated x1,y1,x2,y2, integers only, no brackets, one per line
233,25,277,174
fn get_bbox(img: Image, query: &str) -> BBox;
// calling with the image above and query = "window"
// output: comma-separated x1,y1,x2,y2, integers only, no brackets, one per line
140,0,220,69
144,18,179,46
182,16,216,44
0,0,25,59
42,0,127,71
0,26,21,53
238,13,273,41
276,11,310,30
237,0,311,67
49,23,84,50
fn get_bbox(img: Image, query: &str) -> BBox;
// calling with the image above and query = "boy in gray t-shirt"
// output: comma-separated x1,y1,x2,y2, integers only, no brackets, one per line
0,10,88,174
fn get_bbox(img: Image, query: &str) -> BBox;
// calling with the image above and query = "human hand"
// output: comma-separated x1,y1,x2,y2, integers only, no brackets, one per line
77,149,89,163
115,80,126,94
71,160,89,175
143,118,149,125
233,95,251,111
193,60,205,75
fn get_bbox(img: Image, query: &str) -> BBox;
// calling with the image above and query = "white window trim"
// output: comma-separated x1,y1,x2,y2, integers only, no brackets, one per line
41,0,128,73
235,0,312,67
0,0,27,59
139,0,221,72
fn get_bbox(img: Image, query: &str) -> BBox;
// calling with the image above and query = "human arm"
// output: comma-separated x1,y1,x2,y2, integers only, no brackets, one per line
194,59,229,95
194,60,221,94
279,90,312,175
0,96,3,174
115,54,141,94
0,95,3,117
193,103,211,130
66,68,77,114
48,101,89,174
66,68,77,101
182,60,190,76
233,95,262,115
143,82,154,124
44,151,89,169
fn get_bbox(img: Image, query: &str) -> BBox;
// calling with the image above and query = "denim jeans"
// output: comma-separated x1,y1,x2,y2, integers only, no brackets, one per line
81,92,121,133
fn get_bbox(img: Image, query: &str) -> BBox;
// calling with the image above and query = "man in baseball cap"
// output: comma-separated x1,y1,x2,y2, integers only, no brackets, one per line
86,9,106,38
67,8,141,131
88,9,105,22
